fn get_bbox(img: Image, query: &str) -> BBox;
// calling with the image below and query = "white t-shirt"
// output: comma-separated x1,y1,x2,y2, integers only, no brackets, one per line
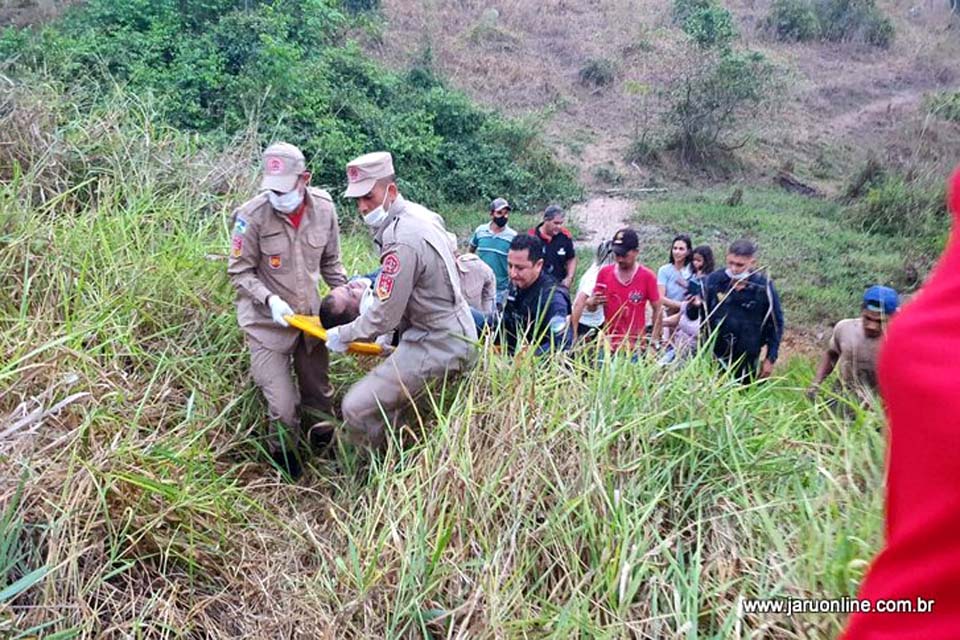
576,264,605,328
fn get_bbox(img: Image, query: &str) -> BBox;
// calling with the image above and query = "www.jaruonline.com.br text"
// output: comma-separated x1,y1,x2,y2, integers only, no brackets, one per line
740,596,935,617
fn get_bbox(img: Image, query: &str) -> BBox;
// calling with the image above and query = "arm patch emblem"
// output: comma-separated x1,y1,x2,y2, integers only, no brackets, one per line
231,235,243,258
381,253,401,276
376,275,395,301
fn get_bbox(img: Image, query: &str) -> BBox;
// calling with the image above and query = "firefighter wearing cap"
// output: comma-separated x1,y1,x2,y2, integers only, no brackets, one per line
227,142,348,478
325,151,477,450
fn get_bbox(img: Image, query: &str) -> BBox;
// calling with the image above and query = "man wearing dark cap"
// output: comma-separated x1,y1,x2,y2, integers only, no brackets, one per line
325,151,477,451
586,227,661,353
469,197,517,306
697,239,784,381
227,142,348,480
528,205,576,291
808,285,899,402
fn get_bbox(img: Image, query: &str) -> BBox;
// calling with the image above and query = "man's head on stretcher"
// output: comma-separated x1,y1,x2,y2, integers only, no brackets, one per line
319,279,370,329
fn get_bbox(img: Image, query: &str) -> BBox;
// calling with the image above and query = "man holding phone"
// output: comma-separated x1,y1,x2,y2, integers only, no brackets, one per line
587,228,662,353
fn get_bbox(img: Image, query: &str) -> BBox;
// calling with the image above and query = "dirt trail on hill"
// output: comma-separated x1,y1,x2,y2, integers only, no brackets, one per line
569,196,635,246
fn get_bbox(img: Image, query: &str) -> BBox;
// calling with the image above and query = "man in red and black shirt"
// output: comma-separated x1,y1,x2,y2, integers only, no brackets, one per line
528,205,576,291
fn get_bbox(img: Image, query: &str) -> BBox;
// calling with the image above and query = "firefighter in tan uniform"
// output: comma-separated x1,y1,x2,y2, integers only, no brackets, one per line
325,152,477,450
227,142,348,479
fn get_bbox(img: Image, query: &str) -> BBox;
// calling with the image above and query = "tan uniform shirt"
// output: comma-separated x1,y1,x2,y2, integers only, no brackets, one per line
829,317,882,397
338,196,476,348
227,187,348,351
456,253,496,313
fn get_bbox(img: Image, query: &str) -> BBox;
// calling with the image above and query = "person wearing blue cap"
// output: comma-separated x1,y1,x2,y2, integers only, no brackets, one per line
807,285,899,402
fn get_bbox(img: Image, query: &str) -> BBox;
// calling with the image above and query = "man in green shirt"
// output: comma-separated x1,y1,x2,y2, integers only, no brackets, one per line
469,197,516,307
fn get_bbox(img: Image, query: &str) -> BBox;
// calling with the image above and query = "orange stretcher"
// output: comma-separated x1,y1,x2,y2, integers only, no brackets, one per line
285,314,384,356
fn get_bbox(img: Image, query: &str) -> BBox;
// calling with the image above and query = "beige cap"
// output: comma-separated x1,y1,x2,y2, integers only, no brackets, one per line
261,142,306,192
343,151,395,198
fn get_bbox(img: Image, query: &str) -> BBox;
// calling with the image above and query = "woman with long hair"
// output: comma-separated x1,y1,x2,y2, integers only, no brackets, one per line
657,234,694,313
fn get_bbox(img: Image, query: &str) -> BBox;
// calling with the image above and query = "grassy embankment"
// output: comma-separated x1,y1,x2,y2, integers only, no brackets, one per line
0,88,891,640
0,0,914,636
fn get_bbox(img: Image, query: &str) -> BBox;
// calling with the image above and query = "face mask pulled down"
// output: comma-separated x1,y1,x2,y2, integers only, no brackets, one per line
725,268,752,282
268,188,304,214
364,190,391,228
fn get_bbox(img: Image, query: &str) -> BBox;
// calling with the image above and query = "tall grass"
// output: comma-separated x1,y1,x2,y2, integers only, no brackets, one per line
0,87,887,637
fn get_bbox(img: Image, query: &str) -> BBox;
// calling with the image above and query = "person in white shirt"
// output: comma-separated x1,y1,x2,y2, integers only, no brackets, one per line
570,240,613,341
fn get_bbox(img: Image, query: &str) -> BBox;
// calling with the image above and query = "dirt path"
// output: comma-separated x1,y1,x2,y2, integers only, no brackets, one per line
826,89,930,135
569,196,636,247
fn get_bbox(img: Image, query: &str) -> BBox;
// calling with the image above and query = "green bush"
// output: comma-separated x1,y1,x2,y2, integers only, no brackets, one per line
814,0,894,48
765,0,821,41
661,49,777,162
578,57,617,88
846,176,946,237
671,0,711,23
0,0,579,210
681,3,737,49
926,91,960,123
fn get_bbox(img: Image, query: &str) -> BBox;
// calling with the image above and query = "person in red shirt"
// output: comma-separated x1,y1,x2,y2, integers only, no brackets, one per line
841,166,960,638
586,227,662,352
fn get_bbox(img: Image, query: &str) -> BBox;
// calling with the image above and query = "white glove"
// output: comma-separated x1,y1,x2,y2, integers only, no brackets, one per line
325,326,348,353
267,295,294,327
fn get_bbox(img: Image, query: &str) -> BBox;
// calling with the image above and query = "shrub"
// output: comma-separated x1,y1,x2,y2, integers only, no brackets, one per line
842,156,885,201
681,3,737,49
765,0,821,41
814,0,894,48
591,163,623,185
926,91,960,123
846,176,946,237
671,0,713,25
661,49,777,162
578,57,617,88
625,136,659,164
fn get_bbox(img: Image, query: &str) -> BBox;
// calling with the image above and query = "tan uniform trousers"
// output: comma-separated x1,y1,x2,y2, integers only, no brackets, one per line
248,334,333,453
341,336,472,450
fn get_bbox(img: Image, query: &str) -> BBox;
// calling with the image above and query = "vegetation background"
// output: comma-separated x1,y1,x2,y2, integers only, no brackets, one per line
0,0,957,637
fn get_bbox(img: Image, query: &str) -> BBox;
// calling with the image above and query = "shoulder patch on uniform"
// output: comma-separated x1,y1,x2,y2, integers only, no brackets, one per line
233,217,248,235
376,274,395,301
231,235,243,258
381,253,401,276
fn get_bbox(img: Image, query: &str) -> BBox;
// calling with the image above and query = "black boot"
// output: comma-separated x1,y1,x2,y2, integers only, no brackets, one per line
269,447,302,482
307,420,336,456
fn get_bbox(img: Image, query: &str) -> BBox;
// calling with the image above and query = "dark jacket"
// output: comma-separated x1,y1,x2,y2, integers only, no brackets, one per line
702,269,784,365
500,273,572,354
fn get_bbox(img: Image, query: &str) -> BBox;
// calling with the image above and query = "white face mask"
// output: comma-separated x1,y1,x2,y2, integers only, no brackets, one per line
363,189,391,227
725,268,751,281
268,188,303,214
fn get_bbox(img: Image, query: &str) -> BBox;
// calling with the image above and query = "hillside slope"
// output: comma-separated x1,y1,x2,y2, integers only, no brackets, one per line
363,0,960,191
